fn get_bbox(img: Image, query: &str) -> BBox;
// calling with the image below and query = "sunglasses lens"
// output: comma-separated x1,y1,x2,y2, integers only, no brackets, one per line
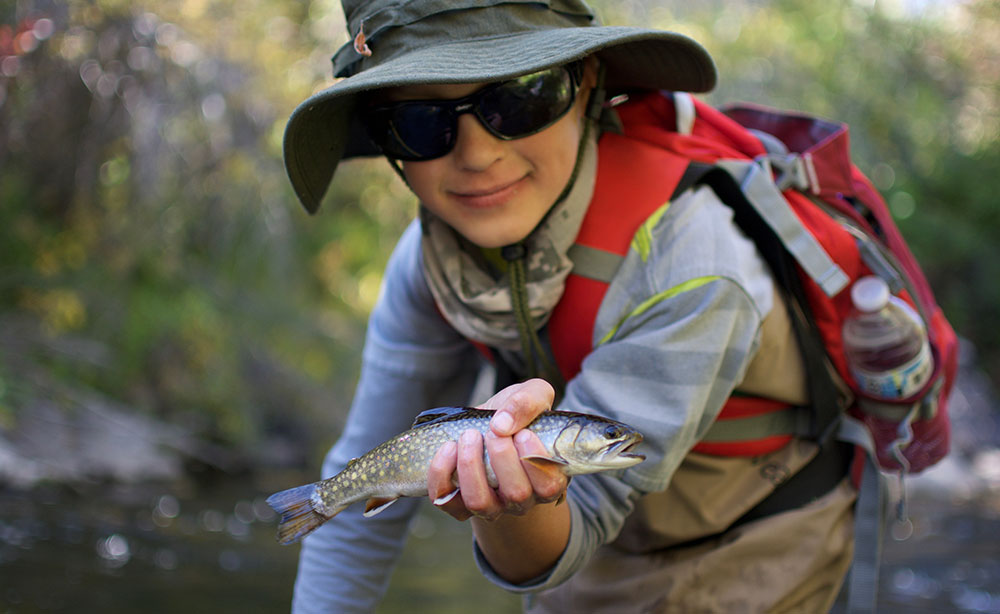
369,104,455,160
366,65,577,161
479,68,575,138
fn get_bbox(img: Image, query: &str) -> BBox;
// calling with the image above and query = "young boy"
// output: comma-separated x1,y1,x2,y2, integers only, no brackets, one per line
282,1,857,612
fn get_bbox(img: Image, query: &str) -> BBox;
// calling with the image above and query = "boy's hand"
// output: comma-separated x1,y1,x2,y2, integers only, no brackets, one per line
482,377,555,436
428,378,566,521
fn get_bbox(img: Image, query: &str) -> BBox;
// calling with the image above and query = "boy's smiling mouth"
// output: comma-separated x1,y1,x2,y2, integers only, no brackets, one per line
450,175,528,209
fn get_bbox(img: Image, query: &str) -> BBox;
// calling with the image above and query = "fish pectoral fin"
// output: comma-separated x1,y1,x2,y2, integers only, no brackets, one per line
432,488,460,507
520,454,569,479
363,496,400,517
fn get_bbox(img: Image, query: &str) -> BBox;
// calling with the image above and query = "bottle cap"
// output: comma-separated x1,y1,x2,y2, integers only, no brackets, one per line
851,276,890,312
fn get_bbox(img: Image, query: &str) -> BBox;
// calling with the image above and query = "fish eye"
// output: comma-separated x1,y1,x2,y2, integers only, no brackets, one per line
603,425,624,439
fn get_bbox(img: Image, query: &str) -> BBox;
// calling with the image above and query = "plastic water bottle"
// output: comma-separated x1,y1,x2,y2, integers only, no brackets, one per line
842,275,933,400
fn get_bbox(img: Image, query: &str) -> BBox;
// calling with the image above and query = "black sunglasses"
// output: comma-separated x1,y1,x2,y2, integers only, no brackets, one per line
364,63,583,162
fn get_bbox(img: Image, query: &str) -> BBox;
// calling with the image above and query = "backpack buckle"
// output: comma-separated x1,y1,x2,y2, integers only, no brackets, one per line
758,153,821,195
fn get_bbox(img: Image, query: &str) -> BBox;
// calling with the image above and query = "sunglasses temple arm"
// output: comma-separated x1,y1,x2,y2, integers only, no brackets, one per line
584,61,608,123
386,157,411,189
586,61,625,134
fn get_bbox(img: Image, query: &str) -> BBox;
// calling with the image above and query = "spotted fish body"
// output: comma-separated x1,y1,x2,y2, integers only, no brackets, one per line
266,408,645,545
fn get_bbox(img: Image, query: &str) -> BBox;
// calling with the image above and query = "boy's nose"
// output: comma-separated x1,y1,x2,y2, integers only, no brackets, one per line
450,113,504,171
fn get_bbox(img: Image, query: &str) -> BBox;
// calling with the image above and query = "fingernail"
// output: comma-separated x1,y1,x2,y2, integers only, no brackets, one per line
492,411,514,435
461,430,479,445
514,430,532,445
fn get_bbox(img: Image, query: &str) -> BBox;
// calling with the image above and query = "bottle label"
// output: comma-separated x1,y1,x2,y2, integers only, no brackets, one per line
849,339,933,400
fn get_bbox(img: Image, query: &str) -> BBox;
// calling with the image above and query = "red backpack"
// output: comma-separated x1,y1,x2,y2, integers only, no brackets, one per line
548,91,957,478
456,91,955,613
536,91,958,612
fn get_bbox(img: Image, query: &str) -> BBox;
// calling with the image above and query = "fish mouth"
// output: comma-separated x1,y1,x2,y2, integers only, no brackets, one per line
615,437,645,460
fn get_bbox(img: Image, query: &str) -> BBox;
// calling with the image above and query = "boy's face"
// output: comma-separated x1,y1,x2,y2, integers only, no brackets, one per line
390,63,596,248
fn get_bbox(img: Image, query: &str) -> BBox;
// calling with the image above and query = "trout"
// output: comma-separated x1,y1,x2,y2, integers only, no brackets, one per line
266,407,645,544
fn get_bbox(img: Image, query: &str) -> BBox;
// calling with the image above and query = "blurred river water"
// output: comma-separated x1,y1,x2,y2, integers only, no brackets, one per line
2,343,998,613
0,473,521,614
1,462,999,614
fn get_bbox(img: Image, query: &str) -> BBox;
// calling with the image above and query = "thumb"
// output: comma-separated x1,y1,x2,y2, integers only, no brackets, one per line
484,378,555,437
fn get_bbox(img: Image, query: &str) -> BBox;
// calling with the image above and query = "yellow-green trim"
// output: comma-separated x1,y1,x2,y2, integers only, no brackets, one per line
630,202,671,262
597,275,722,346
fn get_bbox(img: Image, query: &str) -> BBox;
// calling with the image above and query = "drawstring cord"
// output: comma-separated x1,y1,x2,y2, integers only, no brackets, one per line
500,243,565,392
498,62,607,393
399,62,609,395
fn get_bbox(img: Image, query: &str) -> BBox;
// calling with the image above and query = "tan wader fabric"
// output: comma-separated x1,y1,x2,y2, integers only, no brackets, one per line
528,290,857,613
527,480,856,614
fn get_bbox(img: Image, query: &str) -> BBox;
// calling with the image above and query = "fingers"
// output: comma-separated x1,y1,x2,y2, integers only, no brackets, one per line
455,430,506,520
482,378,555,437
430,382,569,523
430,430,507,521
427,440,471,521
431,428,563,522
483,430,534,514
513,430,568,503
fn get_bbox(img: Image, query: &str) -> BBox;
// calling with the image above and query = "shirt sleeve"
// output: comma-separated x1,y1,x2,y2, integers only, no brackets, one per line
475,186,776,592
291,221,484,614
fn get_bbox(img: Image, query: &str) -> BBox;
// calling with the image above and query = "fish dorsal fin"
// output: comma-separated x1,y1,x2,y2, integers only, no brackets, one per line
411,406,484,428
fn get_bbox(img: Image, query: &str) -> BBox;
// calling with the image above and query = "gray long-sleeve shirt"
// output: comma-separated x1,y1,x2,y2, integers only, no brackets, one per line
291,185,774,613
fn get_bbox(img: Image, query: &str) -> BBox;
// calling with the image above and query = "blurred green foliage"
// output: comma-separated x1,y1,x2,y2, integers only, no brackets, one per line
0,0,417,463
0,0,997,464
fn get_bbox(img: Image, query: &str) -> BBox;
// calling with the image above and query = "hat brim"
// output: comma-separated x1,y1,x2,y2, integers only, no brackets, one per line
284,26,716,213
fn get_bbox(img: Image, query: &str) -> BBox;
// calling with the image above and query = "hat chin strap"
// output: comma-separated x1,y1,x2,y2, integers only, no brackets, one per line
385,155,409,188
498,61,608,390
534,59,608,227
388,61,608,388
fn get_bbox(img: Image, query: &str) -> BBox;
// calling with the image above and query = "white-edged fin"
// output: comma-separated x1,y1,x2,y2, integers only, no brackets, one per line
432,489,460,507
363,496,399,517
266,483,333,545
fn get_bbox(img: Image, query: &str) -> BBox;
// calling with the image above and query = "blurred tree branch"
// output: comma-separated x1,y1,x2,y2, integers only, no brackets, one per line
0,0,996,473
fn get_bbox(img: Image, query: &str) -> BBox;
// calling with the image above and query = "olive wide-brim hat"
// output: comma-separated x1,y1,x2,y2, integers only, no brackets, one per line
285,0,717,213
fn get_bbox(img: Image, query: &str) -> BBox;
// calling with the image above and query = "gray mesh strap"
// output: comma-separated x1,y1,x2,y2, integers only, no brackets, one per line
716,159,850,297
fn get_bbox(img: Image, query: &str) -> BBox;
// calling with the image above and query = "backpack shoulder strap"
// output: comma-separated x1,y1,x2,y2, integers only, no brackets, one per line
693,164,849,446
549,127,692,381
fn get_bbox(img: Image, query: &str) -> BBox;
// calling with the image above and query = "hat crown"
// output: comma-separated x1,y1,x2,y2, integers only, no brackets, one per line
334,0,596,78
286,0,716,213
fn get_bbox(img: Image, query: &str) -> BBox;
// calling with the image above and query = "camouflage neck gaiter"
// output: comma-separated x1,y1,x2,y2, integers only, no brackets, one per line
420,135,598,350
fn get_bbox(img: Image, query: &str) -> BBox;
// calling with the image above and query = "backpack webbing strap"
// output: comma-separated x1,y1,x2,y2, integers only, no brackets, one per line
570,158,850,298
698,406,812,444
837,415,889,614
692,162,847,446
697,162,888,613
565,243,623,283
567,160,847,445
714,159,850,297
566,162,713,284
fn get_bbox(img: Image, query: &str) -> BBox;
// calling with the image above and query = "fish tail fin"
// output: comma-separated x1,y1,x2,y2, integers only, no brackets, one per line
266,484,332,545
